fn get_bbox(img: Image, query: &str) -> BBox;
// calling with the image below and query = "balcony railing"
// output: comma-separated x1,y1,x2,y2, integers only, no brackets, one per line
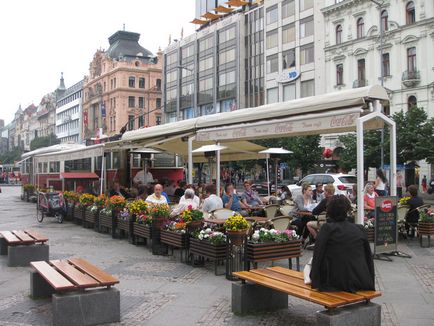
402,70,420,87
352,79,368,88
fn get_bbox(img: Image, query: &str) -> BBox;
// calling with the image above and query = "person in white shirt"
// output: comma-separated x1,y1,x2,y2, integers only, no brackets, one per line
145,184,167,205
201,184,223,213
133,169,154,186
179,185,200,207
170,189,198,217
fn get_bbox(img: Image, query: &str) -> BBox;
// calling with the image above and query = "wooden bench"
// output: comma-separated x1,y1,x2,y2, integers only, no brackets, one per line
232,266,382,326
30,258,120,326
0,230,49,266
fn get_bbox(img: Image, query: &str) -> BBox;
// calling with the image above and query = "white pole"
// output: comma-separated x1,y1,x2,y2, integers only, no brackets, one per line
266,155,270,197
216,144,221,198
390,120,397,196
356,117,364,225
100,155,105,195
188,136,194,184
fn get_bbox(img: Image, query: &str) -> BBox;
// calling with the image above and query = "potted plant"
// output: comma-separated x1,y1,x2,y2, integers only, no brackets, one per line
149,203,171,229
180,205,204,231
363,217,375,242
160,221,189,256
224,213,250,246
246,228,301,270
418,208,434,247
133,213,153,244
99,206,113,233
23,184,35,202
80,193,96,228
63,191,80,220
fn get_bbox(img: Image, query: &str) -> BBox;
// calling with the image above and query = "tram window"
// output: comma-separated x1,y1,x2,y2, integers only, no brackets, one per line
113,152,121,169
94,156,103,171
49,162,60,173
43,163,48,173
38,163,43,173
132,154,141,168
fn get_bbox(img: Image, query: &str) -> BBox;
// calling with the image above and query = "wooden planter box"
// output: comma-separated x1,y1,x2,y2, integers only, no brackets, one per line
99,211,113,231
73,206,84,223
418,221,434,235
189,238,226,260
133,223,152,239
65,203,74,221
365,228,374,242
84,208,97,225
160,230,188,249
117,219,130,233
245,240,302,270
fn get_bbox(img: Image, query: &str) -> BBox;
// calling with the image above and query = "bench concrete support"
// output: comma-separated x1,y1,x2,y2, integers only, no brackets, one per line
316,302,381,326
52,288,120,326
232,282,288,315
30,270,55,298
8,244,49,267
0,237,7,255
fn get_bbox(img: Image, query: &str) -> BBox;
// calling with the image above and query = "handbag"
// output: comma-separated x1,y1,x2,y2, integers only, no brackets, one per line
303,257,313,284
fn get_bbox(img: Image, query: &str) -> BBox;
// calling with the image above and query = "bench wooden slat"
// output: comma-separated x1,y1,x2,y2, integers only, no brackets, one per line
50,260,100,288
24,230,48,243
233,271,348,308
251,269,366,305
31,261,75,291
0,231,22,244
268,267,382,301
68,258,119,286
12,230,35,244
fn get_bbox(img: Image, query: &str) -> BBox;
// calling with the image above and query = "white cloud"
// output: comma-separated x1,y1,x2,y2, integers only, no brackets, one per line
0,0,195,124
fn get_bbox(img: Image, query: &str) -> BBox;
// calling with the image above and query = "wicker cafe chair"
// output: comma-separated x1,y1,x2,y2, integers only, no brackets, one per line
279,205,293,216
269,216,292,232
263,204,280,219
210,208,234,220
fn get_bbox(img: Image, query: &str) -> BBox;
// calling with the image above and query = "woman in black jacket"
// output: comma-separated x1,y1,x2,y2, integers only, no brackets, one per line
310,195,375,293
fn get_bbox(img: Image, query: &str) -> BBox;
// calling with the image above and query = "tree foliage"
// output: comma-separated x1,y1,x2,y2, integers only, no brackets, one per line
338,107,434,170
30,134,60,151
0,147,23,164
255,135,322,177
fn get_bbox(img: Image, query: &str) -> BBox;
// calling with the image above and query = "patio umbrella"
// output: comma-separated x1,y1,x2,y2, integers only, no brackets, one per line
258,148,293,196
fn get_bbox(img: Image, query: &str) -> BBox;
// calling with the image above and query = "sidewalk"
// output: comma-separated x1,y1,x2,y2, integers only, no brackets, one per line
0,186,433,325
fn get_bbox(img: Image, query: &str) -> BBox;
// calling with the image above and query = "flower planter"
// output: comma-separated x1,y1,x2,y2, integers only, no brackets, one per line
189,238,227,275
84,207,97,228
245,240,302,271
73,206,84,224
186,220,203,232
117,218,133,240
418,221,434,247
226,229,248,246
160,230,188,249
133,223,152,238
65,203,74,221
365,228,374,242
99,211,113,233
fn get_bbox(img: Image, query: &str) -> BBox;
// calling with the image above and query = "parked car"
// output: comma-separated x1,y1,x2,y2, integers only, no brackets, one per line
287,173,357,198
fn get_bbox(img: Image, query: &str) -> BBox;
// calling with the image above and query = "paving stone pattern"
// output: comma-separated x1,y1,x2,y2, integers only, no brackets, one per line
0,187,434,325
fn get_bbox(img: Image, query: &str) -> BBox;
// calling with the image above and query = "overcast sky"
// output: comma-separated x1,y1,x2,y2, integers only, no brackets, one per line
0,0,196,125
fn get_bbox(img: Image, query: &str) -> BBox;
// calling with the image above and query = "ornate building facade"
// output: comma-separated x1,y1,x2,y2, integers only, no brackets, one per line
82,30,163,141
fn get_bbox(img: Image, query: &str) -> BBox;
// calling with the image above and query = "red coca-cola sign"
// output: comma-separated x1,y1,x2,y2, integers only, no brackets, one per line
380,199,393,213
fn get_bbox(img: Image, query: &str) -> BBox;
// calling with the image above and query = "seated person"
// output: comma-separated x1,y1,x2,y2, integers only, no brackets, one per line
109,182,130,198
291,183,316,241
133,168,154,186
222,183,249,217
405,185,424,237
241,180,263,208
145,184,168,205
310,195,375,292
170,189,198,217
363,183,377,213
174,181,186,198
312,183,325,203
179,184,200,207
201,184,223,213
306,184,335,240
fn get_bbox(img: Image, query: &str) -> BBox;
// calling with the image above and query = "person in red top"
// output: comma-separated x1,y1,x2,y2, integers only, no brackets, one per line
363,183,378,217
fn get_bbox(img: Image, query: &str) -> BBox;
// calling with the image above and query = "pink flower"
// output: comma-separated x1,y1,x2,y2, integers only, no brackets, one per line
188,205,193,210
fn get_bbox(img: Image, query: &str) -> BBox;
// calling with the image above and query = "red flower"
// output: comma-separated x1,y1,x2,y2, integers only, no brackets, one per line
188,205,193,210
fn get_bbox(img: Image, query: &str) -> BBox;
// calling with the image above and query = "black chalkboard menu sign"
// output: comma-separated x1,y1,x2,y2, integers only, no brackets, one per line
374,196,398,254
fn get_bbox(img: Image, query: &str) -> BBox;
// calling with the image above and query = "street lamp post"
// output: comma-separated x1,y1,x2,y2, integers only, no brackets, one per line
370,0,385,170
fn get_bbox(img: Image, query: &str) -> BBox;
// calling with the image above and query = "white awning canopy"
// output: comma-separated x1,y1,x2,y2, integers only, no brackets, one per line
34,144,104,163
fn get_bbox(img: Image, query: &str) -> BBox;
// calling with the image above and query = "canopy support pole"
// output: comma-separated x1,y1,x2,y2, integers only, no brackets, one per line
100,155,105,195
216,143,221,198
188,136,195,184
356,114,364,225
266,155,270,197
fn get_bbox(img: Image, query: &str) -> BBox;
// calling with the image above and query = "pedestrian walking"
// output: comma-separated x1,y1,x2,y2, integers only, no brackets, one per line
422,175,427,193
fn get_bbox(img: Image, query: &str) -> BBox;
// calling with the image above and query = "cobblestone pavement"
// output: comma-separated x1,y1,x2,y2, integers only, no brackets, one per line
0,186,433,325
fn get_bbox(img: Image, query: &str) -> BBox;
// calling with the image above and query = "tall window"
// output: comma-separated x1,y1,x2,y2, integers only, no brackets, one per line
128,96,135,108
406,2,415,24
282,24,295,44
139,77,145,88
300,80,315,98
138,97,144,108
335,25,342,44
336,64,344,85
357,59,366,85
266,5,278,25
266,54,279,73
128,76,135,88
267,87,278,103
156,98,161,109
300,43,314,65
282,49,295,69
407,47,416,74
356,18,364,38
128,115,134,130
300,16,314,38
156,79,161,90
282,0,295,19
266,29,278,49
382,53,390,77
381,10,388,31
300,0,314,11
